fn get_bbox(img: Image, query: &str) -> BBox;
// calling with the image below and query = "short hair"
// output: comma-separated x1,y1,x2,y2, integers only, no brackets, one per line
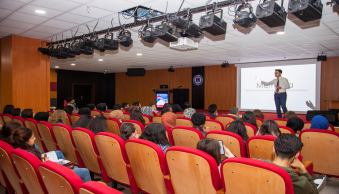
3,105,14,114
253,109,264,120
226,120,249,142
139,123,171,147
63,105,74,115
96,103,107,112
78,107,91,115
149,103,155,107
113,104,122,110
208,104,217,113
67,97,74,103
163,103,172,110
258,119,281,137
86,115,107,134
274,134,303,159
191,113,206,126
132,101,140,106
21,109,33,119
230,107,239,115
242,111,258,129
183,102,192,109
86,104,95,110
34,112,49,122
11,108,21,116
286,117,304,133
122,102,129,108
119,123,136,141
283,111,297,120
197,138,221,166
275,69,282,74
71,115,92,129
160,108,172,115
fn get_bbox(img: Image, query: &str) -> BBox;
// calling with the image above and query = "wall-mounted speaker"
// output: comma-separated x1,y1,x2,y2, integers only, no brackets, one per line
127,68,146,76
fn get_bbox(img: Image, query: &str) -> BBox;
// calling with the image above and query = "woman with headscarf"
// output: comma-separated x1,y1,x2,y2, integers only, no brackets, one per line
141,106,153,118
310,115,329,130
109,110,124,122
286,117,304,137
184,108,196,119
34,112,50,122
161,112,177,128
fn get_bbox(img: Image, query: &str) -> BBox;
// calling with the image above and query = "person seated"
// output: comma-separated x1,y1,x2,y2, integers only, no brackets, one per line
175,104,183,113
109,110,124,122
67,97,78,113
256,119,281,137
286,117,304,137
34,112,50,122
226,120,249,145
63,105,74,116
206,104,218,119
127,105,139,113
49,110,67,125
149,103,158,114
119,123,140,141
242,111,258,129
86,104,96,110
139,123,172,154
0,122,21,142
21,109,34,119
130,110,146,126
113,104,122,110
141,106,153,118
161,112,177,128
3,104,14,114
78,107,91,115
162,104,173,112
86,115,107,134
122,102,129,109
9,127,91,183
11,108,21,117
183,102,192,110
132,101,141,109
253,109,264,120
71,115,92,129
227,107,241,120
310,115,329,130
96,103,107,113
191,113,209,137
283,111,297,120
197,138,223,169
184,108,196,119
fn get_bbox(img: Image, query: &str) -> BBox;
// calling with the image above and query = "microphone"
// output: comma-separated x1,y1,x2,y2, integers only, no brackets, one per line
176,85,182,89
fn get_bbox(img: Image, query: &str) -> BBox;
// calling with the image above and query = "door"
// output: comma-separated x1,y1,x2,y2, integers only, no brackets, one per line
73,85,92,109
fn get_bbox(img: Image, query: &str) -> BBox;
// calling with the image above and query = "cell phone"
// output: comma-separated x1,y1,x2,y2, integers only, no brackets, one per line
218,140,225,155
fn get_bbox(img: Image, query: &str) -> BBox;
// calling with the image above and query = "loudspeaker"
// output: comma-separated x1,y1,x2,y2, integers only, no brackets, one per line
306,110,338,125
173,89,189,109
256,1,287,27
127,68,146,76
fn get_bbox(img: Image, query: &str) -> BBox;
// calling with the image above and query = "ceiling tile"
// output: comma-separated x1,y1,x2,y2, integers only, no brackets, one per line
31,0,82,12
0,26,26,34
54,13,94,24
0,19,36,30
8,12,49,24
88,0,136,13
41,19,79,30
69,5,115,19
30,25,65,35
0,0,25,11
0,8,13,18
16,4,64,18
20,30,54,40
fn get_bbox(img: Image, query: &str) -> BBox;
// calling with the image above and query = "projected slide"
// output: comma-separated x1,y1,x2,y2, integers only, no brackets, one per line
240,64,318,112
156,93,169,108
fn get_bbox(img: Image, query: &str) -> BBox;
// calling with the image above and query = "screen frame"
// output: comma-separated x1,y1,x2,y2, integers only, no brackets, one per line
156,92,169,108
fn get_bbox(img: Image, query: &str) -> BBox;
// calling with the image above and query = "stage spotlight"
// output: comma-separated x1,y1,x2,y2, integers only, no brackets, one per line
221,61,229,68
288,0,323,22
233,1,257,28
72,40,94,55
140,21,158,43
118,28,133,47
50,46,67,59
168,66,175,72
57,43,75,58
256,1,287,27
199,4,227,36
154,22,180,42
37,47,51,56
317,53,327,61
97,33,119,51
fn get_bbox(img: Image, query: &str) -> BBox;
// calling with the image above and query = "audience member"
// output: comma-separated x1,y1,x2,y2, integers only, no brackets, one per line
86,115,107,134
63,105,74,115
3,105,14,114
67,97,78,113
0,122,21,142
161,112,177,128
119,123,139,141
139,123,171,154
97,103,107,113
122,102,129,109
256,119,281,137
226,120,249,145
184,108,196,119
310,115,329,130
132,101,141,109
49,110,67,125
86,104,96,110
183,102,192,110
78,107,91,115
71,115,92,129
113,104,122,110
130,110,146,126
228,107,241,120
191,113,209,137
109,110,124,122
21,109,34,119
127,105,139,113
175,104,183,112
141,106,153,118
149,103,158,114
160,108,172,115
253,109,264,120
197,138,222,167
11,108,21,116
162,104,173,111
283,111,297,120
34,112,50,122
286,117,304,137
242,111,258,129
206,104,218,119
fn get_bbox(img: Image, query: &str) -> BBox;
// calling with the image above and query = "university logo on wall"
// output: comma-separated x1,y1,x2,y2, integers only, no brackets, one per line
193,75,203,86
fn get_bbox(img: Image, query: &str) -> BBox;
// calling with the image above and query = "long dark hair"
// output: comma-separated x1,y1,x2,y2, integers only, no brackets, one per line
139,123,171,147
197,138,221,166
242,111,258,129
130,110,145,126
9,127,42,160
34,112,49,122
11,108,21,116
86,115,107,134
21,109,34,119
3,105,14,114
119,123,136,141
258,119,281,137
71,115,92,129
0,122,21,142
226,120,249,142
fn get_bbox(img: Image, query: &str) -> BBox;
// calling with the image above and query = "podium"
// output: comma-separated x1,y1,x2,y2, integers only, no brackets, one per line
153,88,173,109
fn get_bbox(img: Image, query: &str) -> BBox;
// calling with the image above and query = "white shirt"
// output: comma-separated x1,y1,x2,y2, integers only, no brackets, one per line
261,77,290,93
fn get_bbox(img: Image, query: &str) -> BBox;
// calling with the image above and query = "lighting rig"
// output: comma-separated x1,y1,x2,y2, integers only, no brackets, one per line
139,19,158,43
256,0,287,27
117,25,133,47
199,2,227,35
233,0,257,28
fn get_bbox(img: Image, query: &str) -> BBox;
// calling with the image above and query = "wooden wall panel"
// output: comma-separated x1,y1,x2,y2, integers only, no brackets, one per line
0,36,13,111
320,57,339,110
115,67,192,107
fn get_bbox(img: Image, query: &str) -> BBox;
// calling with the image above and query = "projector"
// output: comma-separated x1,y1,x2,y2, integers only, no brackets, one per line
118,30,133,47
256,1,287,27
170,37,198,51
288,0,323,22
154,23,180,42
234,3,257,28
199,10,227,36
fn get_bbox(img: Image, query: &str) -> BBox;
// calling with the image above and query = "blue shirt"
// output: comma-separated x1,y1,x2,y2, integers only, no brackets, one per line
157,144,170,154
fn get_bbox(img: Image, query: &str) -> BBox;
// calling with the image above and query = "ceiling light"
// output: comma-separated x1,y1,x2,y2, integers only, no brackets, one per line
35,10,46,14
137,53,142,56
98,59,103,61
277,31,285,35
71,64,75,66
55,66,59,68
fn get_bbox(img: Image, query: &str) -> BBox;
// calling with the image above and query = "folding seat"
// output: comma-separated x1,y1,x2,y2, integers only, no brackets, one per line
273,118,288,126
0,141,28,194
204,114,213,119
122,108,128,113
244,123,257,137
151,111,157,117
162,124,174,146
103,111,111,118
13,116,25,127
91,109,103,116
123,112,130,121
121,120,144,134
37,121,59,152
302,121,334,131
125,139,174,194
66,113,72,126
205,119,224,131
72,128,110,182
171,127,203,148
166,147,223,194
0,113,4,127
176,117,193,127
107,118,121,135
220,158,294,194
70,113,82,125
175,112,184,117
279,126,295,135
225,122,232,129
3,114,13,123
142,114,152,124
11,149,48,194
80,181,124,194
0,165,7,188
256,117,264,128
47,111,54,117
25,118,47,153
39,161,83,194
206,131,247,158
52,124,83,166
95,133,140,193
153,115,162,123
215,115,235,128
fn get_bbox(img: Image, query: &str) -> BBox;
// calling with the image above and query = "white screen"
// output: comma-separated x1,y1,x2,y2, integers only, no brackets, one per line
237,60,321,113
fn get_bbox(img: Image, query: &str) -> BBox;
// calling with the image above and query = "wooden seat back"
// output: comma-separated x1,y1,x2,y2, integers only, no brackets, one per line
247,136,277,161
215,115,236,128
244,123,257,137
122,120,144,135
13,116,25,127
153,115,162,123
122,113,130,121
279,126,295,135
205,119,224,131
172,127,203,148
25,119,46,153
70,114,82,126
37,121,58,152
273,119,288,126
3,114,13,123
176,117,193,127
107,118,121,135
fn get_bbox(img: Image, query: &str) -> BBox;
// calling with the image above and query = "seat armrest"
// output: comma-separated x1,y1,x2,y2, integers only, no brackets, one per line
216,188,224,194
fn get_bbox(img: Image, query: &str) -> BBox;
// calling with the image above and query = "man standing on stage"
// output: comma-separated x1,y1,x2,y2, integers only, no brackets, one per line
256,69,290,118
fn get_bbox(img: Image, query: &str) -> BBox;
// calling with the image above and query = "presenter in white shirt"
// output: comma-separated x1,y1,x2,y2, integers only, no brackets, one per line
256,69,290,118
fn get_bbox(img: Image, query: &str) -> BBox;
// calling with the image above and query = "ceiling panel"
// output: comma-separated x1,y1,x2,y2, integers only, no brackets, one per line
0,19,36,30
16,4,64,18
0,0,26,11
0,8,13,18
7,12,49,24
31,0,82,12
41,19,79,30
69,5,115,19
54,13,94,24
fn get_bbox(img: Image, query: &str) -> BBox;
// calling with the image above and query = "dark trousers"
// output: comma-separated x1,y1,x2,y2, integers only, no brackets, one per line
274,93,287,118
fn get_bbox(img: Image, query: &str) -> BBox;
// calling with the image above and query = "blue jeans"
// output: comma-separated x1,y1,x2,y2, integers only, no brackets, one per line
274,93,288,118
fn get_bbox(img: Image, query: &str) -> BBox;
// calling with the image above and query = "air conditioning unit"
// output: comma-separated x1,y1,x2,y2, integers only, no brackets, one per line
170,37,198,50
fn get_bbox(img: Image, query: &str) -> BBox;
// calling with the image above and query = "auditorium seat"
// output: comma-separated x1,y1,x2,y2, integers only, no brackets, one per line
157,111,161,115
279,126,295,135
52,124,82,166
164,125,174,146
70,113,82,125
3,114,13,123
125,139,174,194
204,114,213,119
166,147,224,194
95,133,140,193
206,131,247,158
0,165,7,189
0,141,28,194
103,111,111,118
107,118,121,135
142,114,152,123
175,112,184,117
225,122,231,129
66,113,72,126
122,120,144,134
273,118,288,126
91,110,103,116
47,111,54,117
153,115,162,123
302,121,334,131
0,113,4,127
25,118,47,153
215,115,235,129
72,128,110,182
152,111,157,117
205,119,224,131
171,127,203,148
300,129,339,177
11,149,48,194
13,116,25,127
247,135,276,161
37,121,59,152
39,161,83,194
122,108,128,113
79,181,124,194
256,118,264,128
220,158,294,194
176,117,193,127
122,112,130,121
244,123,257,137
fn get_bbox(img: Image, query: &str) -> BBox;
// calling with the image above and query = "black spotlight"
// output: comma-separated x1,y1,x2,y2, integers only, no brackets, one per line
72,39,94,55
168,66,175,72
97,33,119,51
154,22,180,42
140,21,158,43
233,1,257,28
317,53,327,61
50,46,67,59
256,1,287,28
118,27,133,47
221,61,230,68
167,10,204,38
56,43,75,58
37,47,51,56
199,3,227,36
288,0,323,22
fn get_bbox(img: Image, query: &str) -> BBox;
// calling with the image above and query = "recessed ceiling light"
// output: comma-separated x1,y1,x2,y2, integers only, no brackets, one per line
137,53,142,56
98,59,103,61
55,66,59,68
277,31,285,35
35,10,46,14
71,64,75,66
